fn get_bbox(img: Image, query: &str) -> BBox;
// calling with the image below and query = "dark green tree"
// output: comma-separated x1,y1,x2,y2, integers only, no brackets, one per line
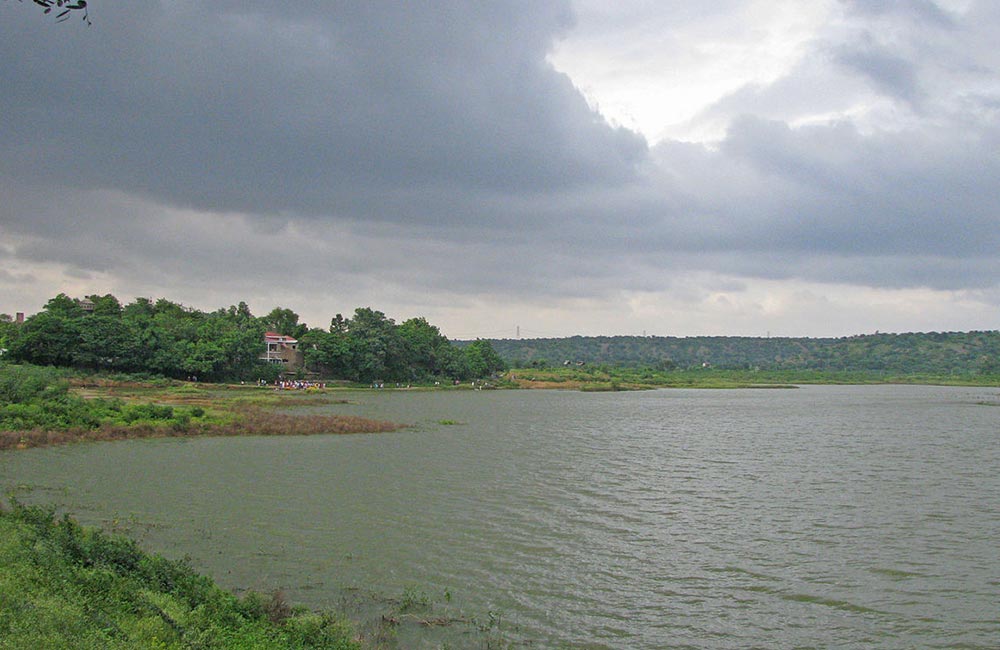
43,293,82,318
301,328,352,379
398,317,452,377
7,311,81,366
347,307,408,382
0,314,15,351
463,339,507,378
86,293,122,317
74,314,139,370
260,307,307,339
438,344,471,379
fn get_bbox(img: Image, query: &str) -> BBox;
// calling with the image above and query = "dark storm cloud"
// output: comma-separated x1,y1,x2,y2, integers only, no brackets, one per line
1,0,999,325
695,115,999,258
0,0,644,219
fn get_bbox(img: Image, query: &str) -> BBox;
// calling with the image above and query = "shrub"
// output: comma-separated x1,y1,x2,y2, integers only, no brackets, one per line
0,503,361,649
0,365,66,405
122,403,174,423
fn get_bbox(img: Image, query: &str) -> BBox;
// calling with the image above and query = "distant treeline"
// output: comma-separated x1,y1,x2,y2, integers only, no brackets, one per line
489,332,1000,375
0,294,505,383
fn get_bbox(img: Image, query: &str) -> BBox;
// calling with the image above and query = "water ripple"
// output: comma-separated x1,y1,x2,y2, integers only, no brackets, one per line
3,385,999,648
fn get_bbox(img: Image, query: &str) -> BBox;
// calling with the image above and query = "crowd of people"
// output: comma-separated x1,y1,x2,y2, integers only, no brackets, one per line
256,378,326,390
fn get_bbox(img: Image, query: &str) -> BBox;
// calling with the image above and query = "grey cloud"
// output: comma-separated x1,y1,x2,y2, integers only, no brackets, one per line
0,269,36,284
0,1,646,219
1,1,999,329
716,116,1000,256
841,0,955,27
682,62,870,136
833,33,923,106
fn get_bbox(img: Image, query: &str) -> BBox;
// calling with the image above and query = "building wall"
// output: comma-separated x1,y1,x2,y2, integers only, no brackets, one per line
261,342,305,370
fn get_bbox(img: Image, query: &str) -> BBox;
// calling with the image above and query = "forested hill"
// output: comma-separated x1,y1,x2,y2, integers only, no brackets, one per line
488,331,1000,375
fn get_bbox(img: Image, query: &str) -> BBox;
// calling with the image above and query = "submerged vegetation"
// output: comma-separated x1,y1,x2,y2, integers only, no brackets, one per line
0,501,359,649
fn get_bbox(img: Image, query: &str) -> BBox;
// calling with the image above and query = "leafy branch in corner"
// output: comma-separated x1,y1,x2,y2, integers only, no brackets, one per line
13,0,90,24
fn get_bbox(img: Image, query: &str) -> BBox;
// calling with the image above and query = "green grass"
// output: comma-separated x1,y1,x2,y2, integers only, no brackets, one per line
508,366,1000,389
0,502,359,649
0,365,404,450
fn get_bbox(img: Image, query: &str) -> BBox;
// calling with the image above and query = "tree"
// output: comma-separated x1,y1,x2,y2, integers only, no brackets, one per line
438,344,471,379
74,314,138,370
0,314,15,351
329,313,348,334
346,307,408,382
86,293,122,317
301,328,353,379
226,301,255,326
463,339,506,378
43,293,82,318
4,292,519,382
398,317,451,377
260,307,307,339
7,311,81,366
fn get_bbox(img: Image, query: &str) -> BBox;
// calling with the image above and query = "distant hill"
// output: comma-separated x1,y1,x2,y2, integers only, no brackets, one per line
483,331,1000,375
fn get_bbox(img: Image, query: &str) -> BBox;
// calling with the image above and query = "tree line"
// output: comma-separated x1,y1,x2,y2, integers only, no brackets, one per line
0,294,506,383
489,331,1000,376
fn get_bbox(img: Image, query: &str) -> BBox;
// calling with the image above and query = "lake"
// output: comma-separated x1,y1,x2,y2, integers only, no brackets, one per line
3,385,999,648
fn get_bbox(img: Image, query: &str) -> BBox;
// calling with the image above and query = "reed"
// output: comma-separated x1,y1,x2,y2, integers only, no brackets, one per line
220,409,402,437
0,410,403,451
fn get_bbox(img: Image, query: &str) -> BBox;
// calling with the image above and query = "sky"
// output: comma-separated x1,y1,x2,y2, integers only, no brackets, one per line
2,0,999,338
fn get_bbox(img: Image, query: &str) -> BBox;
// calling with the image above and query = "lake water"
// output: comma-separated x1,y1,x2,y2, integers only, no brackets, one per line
3,385,999,648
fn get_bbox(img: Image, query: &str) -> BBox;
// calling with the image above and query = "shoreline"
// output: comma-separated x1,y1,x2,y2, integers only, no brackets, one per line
3,370,997,452
0,378,406,452
504,367,1000,390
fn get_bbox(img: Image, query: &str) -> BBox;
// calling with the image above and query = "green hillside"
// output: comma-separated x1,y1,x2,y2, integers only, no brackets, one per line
488,331,1000,375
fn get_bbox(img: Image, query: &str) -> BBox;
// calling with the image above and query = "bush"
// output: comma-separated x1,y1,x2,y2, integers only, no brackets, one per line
0,366,192,434
0,365,66,405
122,403,175,423
0,503,361,649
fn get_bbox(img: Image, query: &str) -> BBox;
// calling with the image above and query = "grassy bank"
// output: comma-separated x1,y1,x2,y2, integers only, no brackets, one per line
0,502,359,649
506,366,1000,390
0,365,404,451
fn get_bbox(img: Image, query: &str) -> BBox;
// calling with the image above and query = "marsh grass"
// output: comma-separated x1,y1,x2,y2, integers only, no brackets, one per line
221,409,402,437
0,366,405,451
0,410,403,451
